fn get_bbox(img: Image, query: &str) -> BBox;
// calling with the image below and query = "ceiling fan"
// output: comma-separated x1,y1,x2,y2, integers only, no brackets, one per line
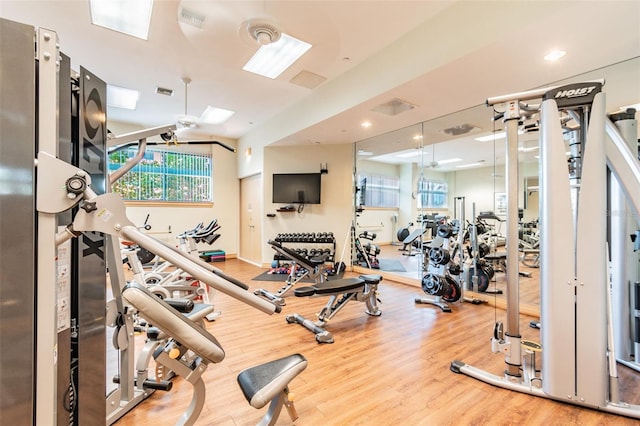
176,77,200,130
174,77,235,132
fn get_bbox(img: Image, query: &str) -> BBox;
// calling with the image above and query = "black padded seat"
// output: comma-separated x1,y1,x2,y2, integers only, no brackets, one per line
237,354,308,409
293,286,316,297
359,274,382,284
293,277,364,297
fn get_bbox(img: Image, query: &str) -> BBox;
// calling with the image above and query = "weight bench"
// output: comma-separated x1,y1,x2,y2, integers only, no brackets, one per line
400,228,427,256
122,282,306,425
285,274,382,343
255,240,330,306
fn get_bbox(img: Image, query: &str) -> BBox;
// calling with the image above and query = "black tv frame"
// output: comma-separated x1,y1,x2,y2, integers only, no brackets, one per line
272,173,322,204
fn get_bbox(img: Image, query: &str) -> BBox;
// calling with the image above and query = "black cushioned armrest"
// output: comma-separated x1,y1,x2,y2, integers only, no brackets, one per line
237,353,308,409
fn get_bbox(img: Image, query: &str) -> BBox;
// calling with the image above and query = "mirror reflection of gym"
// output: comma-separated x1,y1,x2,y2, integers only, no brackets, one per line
352,57,639,317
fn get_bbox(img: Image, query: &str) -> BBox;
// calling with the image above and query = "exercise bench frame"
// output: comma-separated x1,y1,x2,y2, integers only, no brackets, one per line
286,274,382,343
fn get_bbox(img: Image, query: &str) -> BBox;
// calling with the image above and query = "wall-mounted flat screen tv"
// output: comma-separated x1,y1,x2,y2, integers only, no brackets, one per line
272,173,322,204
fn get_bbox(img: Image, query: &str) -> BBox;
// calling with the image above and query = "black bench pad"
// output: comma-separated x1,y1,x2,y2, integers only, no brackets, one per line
293,277,364,297
359,274,382,284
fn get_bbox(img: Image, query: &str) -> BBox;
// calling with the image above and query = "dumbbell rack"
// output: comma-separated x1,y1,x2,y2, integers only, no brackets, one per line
272,232,336,269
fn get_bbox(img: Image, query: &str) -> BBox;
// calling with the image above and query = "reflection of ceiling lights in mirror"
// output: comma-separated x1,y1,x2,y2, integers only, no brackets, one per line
437,157,462,165
475,130,524,142
358,150,373,156
519,146,539,152
456,161,484,168
441,123,479,136
413,134,423,140
395,150,422,158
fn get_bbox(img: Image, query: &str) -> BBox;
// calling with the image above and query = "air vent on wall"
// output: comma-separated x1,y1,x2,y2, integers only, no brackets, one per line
371,98,416,116
290,70,327,89
179,6,206,29
155,86,174,96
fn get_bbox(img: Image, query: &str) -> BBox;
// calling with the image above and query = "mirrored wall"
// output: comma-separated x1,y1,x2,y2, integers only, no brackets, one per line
352,57,640,314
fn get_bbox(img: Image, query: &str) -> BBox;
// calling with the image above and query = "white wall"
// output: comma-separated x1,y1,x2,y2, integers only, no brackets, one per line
448,164,505,221
108,122,240,254
262,144,353,265
448,160,539,223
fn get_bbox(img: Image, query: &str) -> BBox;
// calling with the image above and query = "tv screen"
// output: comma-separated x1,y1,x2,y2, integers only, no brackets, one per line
272,173,322,204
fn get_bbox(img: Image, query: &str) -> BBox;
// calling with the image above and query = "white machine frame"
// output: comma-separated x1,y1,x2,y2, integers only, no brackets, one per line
452,80,640,418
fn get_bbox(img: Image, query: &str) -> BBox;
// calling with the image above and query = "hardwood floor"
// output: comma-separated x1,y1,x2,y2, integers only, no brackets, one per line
114,258,640,426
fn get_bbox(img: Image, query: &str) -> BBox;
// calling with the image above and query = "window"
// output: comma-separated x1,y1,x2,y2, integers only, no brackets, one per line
109,148,212,203
417,178,447,209
356,173,400,208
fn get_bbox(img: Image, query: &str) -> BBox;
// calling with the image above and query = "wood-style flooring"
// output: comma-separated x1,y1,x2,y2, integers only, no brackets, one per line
114,258,640,426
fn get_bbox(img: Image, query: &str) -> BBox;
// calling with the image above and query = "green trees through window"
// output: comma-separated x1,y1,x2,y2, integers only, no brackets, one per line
109,148,212,203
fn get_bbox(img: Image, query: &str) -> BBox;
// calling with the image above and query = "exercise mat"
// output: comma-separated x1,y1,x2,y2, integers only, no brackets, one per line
377,259,406,272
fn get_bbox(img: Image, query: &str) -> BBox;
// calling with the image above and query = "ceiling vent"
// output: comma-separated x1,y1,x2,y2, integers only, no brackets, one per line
371,98,416,116
290,70,327,89
441,123,480,136
179,6,206,29
155,86,174,96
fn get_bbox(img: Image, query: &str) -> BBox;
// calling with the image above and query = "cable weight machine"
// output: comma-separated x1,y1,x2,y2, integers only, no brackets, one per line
451,79,640,418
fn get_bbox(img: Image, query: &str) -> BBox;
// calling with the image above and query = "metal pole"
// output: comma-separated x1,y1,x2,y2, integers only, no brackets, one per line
503,102,522,377
35,27,60,426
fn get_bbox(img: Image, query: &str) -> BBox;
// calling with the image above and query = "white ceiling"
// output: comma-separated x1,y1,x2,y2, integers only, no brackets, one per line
2,1,639,162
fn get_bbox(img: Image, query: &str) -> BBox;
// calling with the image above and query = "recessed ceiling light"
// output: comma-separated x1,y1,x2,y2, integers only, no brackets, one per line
200,106,235,125
413,134,423,140
90,0,154,40
361,121,372,128
358,150,373,156
107,85,140,110
544,50,566,61
243,33,312,79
